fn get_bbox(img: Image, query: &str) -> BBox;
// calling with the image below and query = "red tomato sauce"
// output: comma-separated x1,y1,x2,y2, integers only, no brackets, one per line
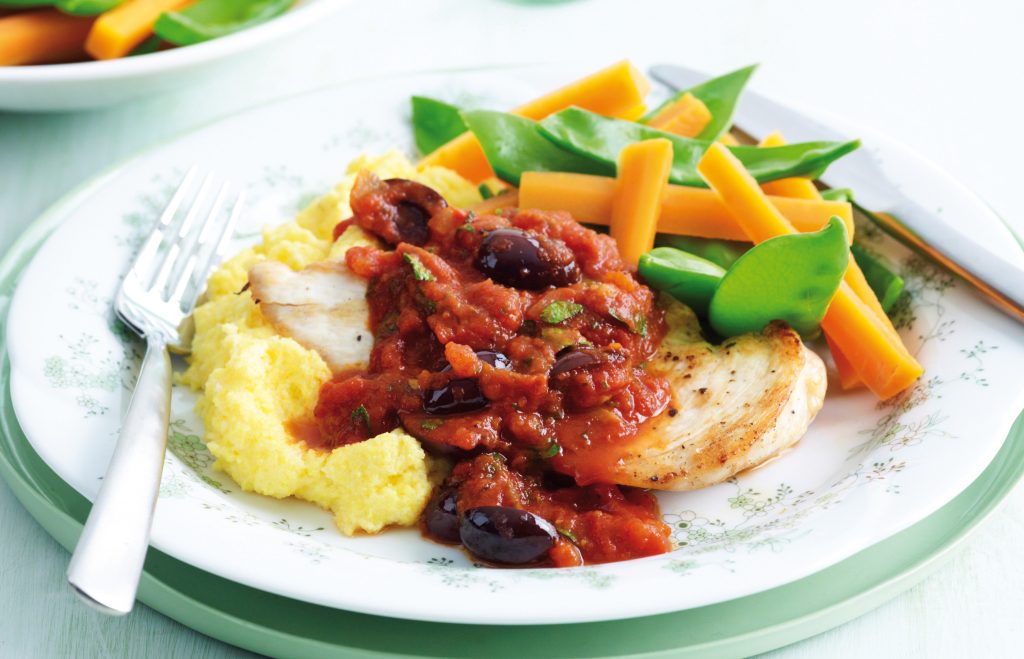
301,173,674,566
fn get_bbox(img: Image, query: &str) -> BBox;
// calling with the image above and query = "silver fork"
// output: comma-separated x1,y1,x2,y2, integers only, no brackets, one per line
66,168,244,615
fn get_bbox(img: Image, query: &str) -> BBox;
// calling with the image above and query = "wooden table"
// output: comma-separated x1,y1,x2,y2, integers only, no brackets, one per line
2,0,1022,656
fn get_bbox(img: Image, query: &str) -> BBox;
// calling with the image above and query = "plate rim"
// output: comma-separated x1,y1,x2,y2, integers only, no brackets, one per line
5,64,1024,625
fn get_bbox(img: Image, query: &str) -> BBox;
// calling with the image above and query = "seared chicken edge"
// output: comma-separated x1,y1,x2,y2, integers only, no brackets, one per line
612,298,827,491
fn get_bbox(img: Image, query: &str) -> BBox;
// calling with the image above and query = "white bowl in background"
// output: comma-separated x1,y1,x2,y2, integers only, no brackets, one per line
0,0,345,113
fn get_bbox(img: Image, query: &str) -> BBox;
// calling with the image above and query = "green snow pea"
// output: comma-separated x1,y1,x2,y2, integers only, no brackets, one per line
154,0,292,46
638,247,726,316
654,235,749,270
851,244,904,312
128,35,163,57
709,217,849,337
643,64,757,141
411,96,468,156
538,108,860,188
461,110,608,186
55,0,123,16
820,187,855,202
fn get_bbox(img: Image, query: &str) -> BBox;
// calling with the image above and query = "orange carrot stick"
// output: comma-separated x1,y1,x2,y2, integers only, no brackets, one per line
420,60,652,183
85,0,193,60
518,171,854,241
697,143,922,399
0,10,95,66
610,139,674,265
758,132,822,200
825,334,861,389
647,92,712,138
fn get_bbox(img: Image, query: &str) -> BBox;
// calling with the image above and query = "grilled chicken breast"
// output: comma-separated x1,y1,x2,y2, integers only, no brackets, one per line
250,257,825,491
610,299,827,491
248,260,371,373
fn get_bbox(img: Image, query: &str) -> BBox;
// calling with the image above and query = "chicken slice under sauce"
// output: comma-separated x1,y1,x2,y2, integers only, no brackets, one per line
247,260,371,373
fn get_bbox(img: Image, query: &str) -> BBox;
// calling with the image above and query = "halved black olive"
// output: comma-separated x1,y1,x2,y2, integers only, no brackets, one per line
383,179,447,245
393,201,431,246
422,378,487,415
423,350,511,415
440,349,511,373
549,348,602,379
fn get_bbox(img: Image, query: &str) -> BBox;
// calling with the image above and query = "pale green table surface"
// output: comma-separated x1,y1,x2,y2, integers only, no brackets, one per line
2,0,1023,656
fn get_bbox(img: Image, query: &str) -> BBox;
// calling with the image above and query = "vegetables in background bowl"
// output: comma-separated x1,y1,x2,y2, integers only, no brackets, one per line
0,0,295,65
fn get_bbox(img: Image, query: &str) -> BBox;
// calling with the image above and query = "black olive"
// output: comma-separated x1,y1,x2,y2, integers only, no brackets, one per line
424,487,461,543
383,179,447,246
440,349,511,373
422,378,487,415
475,228,580,290
549,348,602,379
394,201,430,246
542,470,578,490
424,350,511,415
460,506,557,565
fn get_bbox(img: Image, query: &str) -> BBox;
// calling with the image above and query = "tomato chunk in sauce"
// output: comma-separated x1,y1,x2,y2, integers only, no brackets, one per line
306,172,674,566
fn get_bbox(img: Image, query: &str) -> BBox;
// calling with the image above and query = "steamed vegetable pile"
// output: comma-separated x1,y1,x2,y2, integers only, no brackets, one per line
0,0,293,65
411,61,922,400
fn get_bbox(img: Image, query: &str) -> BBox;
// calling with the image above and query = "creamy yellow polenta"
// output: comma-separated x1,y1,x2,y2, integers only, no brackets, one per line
180,151,480,535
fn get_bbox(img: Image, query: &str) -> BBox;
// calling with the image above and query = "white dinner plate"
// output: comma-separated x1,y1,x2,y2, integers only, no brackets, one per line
0,0,345,112
6,64,1024,625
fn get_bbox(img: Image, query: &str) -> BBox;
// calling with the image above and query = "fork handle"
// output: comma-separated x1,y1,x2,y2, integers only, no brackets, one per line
66,336,171,615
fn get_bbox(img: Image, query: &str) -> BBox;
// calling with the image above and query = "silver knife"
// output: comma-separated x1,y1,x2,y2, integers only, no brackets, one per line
651,64,1024,324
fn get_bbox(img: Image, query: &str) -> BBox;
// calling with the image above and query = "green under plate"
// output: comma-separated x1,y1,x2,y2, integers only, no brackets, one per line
2,196,1023,659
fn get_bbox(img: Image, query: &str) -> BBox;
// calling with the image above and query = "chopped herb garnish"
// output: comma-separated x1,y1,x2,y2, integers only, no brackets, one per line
403,253,436,281
610,308,648,336
557,528,579,544
466,210,476,221
478,184,494,200
458,222,476,234
420,419,444,430
540,300,584,324
635,315,649,337
351,405,370,426
540,441,560,458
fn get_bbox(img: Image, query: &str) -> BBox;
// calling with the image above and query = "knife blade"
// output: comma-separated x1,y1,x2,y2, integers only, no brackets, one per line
651,64,1024,324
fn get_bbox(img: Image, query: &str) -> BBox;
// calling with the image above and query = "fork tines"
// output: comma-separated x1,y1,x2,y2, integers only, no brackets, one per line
130,168,244,316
